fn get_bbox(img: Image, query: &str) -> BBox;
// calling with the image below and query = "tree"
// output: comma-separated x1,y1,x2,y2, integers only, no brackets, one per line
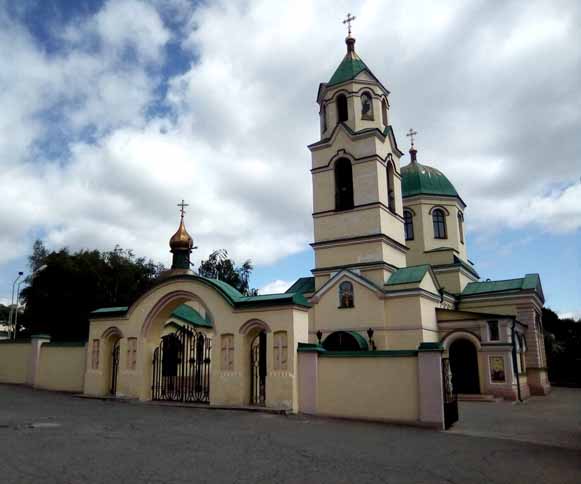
198,249,257,296
20,240,165,341
543,308,581,387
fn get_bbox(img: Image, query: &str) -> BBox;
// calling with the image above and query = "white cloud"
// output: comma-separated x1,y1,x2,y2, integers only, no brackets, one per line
259,280,292,295
557,311,581,322
0,0,580,284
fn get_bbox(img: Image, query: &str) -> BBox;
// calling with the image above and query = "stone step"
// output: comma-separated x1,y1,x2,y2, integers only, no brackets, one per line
458,394,499,402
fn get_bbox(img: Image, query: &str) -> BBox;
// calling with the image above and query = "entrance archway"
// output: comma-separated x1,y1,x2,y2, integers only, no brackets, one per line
152,327,211,403
449,338,480,394
110,340,120,395
101,327,123,396
250,331,267,406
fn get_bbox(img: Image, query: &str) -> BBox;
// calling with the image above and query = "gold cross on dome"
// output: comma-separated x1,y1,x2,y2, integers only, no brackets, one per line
406,128,418,148
343,13,356,36
177,199,189,218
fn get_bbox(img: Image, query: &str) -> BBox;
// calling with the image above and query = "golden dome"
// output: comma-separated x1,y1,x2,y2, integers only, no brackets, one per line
169,218,193,251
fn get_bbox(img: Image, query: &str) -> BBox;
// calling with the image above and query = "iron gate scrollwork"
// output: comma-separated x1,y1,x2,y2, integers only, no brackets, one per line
442,357,459,429
152,326,211,403
110,340,120,395
250,331,267,406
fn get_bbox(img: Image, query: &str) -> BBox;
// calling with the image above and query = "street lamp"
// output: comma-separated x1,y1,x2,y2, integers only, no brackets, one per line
11,265,47,340
8,272,23,340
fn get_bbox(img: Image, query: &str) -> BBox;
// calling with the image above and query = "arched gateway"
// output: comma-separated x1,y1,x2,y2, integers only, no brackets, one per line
449,338,480,394
83,206,311,411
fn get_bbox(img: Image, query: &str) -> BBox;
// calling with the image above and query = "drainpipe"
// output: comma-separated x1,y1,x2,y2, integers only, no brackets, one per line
511,319,522,402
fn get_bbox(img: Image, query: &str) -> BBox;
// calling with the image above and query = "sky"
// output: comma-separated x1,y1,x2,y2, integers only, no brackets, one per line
0,0,579,318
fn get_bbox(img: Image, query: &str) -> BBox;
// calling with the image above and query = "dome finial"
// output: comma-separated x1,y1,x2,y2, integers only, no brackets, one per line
169,200,196,270
406,128,418,163
342,13,357,54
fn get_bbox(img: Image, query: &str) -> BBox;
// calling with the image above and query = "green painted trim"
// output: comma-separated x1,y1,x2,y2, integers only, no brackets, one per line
418,342,444,352
320,350,418,358
297,343,325,353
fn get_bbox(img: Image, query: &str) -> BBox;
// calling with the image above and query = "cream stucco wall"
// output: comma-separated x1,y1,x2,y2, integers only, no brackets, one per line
83,276,310,411
404,196,467,265
0,342,30,384
317,355,419,422
36,344,86,392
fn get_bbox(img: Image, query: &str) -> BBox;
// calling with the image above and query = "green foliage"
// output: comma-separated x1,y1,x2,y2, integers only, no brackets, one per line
198,249,257,296
0,304,9,325
20,240,165,341
543,307,581,387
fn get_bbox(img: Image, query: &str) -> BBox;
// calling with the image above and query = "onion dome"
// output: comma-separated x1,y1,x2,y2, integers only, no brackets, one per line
169,218,193,251
401,147,460,199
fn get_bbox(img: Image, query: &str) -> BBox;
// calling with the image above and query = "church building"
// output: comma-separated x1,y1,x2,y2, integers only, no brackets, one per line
56,27,549,427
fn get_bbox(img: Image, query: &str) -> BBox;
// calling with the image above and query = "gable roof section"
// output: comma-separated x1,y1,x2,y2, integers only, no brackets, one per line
286,277,315,294
91,274,311,318
170,304,212,328
310,269,383,303
385,265,431,285
461,273,544,302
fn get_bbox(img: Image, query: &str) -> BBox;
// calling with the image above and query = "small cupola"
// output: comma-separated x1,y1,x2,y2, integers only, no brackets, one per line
169,200,195,270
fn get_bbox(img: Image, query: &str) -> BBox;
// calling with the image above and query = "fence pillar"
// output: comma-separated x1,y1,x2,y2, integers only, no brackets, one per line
418,342,445,430
297,344,320,414
27,334,51,386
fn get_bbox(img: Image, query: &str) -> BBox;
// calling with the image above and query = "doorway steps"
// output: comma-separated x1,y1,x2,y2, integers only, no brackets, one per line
458,394,500,402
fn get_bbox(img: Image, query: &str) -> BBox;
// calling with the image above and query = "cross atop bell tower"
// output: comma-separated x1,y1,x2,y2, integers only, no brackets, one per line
342,13,356,36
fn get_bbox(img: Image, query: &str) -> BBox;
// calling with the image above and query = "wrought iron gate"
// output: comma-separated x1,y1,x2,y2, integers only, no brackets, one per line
152,326,211,403
110,341,120,395
442,357,459,429
250,331,266,406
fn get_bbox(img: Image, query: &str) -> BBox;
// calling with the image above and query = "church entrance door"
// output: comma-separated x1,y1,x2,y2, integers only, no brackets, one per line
449,339,480,394
250,331,267,406
110,340,120,395
152,326,211,403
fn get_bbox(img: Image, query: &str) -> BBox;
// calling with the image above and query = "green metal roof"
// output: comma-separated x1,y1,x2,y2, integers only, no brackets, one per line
286,277,315,294
170,304,212,328
92,274,311,318
328,54,370,86
91,306,129,314
401,161,459,199
462,274,543,301
385,265,431,285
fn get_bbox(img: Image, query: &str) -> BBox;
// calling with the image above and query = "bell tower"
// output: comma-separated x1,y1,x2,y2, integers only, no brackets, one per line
308,25,407,290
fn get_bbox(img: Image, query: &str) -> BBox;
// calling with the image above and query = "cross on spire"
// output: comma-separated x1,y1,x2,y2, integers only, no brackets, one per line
343,13,356,36
406,128,418,148
177,199,189,219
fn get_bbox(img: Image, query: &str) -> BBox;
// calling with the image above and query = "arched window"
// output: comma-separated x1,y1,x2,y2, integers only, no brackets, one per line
386,162,396,213
320,103,327,133
335,158,354,210
381,98,388,126
361,91,373,119
322,331,368,351
337,94,348,123
433,208,447,239
458,211,464,244
338,281,354,308
404,210,414,240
